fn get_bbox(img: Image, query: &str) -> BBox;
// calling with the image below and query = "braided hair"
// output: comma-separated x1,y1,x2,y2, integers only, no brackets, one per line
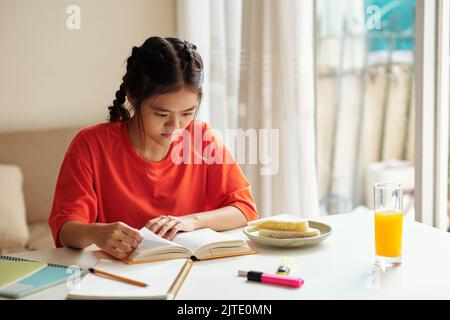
108,36,204,122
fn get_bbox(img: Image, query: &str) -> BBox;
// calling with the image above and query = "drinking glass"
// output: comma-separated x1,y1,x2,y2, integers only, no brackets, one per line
374,182,404,269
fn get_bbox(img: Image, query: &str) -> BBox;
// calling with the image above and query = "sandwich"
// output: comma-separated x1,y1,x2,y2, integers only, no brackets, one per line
247,214,320,239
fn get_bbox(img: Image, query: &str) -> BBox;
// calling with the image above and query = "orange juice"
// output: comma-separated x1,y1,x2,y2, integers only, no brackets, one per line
374,210,403,257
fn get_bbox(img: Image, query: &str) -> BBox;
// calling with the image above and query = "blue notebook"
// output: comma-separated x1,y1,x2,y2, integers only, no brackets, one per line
0,256,83,299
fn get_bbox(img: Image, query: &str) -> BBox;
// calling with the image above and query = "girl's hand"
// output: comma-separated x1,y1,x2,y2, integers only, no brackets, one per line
145,215,198,240
94,222,143,260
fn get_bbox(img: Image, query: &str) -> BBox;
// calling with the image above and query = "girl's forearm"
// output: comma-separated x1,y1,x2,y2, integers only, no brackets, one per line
60,207,249,248
59,221,98,249
189,206,249,231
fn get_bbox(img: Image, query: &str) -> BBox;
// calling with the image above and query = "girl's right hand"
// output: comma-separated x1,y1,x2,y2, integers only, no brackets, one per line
93,222,143,260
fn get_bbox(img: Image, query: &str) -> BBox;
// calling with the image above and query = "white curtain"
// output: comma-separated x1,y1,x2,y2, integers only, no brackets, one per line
238,0,319,218
177,0,320,218
176,0,242,132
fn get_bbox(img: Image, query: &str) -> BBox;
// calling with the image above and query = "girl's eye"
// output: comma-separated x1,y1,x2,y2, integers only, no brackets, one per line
183,113,194,117
155,112,168,117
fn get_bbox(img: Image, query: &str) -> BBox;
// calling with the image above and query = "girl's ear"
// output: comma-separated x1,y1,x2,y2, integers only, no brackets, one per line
126,91,136,107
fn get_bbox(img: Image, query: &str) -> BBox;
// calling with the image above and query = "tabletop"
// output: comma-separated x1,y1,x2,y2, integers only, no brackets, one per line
5,208,450,300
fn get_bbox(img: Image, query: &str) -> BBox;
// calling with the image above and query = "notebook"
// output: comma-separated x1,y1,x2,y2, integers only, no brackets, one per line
0,256,81,299
0,259,47,289
67,258,193,300
118,227,255,264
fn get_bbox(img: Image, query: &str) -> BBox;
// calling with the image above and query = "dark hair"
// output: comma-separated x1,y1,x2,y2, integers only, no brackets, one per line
108,36,204,123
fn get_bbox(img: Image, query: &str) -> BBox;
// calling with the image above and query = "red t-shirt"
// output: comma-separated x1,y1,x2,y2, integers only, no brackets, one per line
48,120,258,247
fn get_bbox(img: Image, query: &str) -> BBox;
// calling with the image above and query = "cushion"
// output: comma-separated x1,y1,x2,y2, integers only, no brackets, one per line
0,126,82,223
0,164,29,252
27,222,54,251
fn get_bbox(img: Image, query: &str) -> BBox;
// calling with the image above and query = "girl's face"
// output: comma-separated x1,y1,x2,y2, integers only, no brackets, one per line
132,86,199,147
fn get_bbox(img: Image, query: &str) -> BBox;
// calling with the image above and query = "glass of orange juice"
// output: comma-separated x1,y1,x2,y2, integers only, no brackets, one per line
374,182,403,269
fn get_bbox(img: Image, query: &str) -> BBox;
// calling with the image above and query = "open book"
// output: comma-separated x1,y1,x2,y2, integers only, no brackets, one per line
123,227,255,264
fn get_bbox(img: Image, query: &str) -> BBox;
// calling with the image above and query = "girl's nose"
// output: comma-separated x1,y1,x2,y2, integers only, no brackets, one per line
165,114,181,129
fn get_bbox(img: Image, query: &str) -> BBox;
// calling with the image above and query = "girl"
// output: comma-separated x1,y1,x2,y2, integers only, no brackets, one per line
48,36,258,260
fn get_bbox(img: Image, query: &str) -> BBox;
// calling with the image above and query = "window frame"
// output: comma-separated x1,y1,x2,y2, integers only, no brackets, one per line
415,0,449,230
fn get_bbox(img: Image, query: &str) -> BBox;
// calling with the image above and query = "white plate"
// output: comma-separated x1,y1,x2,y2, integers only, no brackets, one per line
243,221,333,248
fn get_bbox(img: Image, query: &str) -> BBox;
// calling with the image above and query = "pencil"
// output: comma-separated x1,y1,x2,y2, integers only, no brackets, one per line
88,268,148,287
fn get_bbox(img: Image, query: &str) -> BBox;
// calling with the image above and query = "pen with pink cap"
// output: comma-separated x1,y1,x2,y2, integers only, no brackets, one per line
238,270,304,288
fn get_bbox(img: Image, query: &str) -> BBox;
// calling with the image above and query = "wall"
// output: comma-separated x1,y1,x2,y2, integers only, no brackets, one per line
0,0,176,133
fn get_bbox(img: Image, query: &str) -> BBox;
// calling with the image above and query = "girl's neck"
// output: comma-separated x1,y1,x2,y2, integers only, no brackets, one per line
127,117,170,162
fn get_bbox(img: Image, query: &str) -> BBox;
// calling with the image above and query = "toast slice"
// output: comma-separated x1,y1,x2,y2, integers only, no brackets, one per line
247,214,309,232
258,227,320,239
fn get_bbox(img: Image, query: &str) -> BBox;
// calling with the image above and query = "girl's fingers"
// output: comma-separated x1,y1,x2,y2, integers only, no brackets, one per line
119,223,143,243
105,246,128,260
157,219,180,238
164,222,182,240
118,231,140,249
146,216,171,234
111,239,134,253
146,215,167,226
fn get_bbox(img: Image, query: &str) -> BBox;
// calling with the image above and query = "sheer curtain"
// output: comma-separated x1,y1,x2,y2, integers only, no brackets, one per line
176,0,242,132
176,0,320,218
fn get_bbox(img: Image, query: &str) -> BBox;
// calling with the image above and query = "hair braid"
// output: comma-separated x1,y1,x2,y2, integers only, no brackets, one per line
108,82,129,122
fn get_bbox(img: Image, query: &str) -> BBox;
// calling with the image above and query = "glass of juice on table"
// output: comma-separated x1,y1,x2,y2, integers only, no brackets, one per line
374,182,403,269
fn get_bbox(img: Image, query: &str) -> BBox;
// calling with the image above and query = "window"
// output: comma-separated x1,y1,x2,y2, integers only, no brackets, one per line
315,0,416,217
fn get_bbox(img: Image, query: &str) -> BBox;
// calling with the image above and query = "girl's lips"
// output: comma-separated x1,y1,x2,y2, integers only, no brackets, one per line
161,133,172,139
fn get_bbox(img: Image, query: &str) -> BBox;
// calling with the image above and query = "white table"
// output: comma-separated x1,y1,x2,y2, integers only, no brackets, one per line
5,209,450,299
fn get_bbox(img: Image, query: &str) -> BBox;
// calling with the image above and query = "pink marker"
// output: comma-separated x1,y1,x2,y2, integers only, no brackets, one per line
238,270,304,288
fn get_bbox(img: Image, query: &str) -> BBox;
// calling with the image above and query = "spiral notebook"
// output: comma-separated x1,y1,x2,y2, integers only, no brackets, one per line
0,256,80,299
67,258,193,300
0,259,47,289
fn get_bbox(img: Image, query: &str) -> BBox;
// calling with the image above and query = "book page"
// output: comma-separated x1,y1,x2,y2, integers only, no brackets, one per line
129,228,191,260
172,228,246,253
67,259,188,299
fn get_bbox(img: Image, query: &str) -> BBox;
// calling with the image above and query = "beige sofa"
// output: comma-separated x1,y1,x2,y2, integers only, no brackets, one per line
0,126,83,253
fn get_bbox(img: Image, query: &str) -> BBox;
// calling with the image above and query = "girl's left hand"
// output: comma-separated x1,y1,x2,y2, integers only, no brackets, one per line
145,215,197,240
